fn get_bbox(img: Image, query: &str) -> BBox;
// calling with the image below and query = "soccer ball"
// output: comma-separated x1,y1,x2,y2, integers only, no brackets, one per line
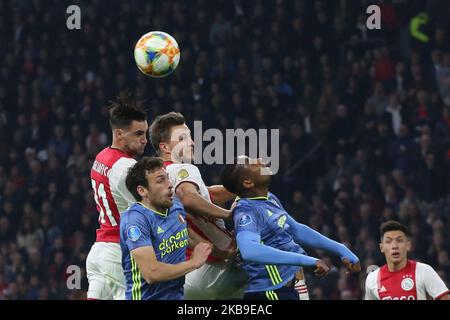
134,31,180,78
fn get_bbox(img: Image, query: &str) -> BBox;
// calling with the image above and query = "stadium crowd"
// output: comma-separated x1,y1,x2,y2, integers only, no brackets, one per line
0,0,449,299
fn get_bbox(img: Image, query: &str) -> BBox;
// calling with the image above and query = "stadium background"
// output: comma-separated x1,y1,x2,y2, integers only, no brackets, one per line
0,0,449,299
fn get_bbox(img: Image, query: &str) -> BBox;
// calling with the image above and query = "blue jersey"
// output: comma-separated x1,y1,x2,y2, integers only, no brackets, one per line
234,192,306,293
120,198,188,300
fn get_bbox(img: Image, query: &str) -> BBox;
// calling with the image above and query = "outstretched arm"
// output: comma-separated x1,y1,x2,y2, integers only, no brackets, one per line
285,215,359,265
236,231,329,277
207,185,236,206
176,182,231,219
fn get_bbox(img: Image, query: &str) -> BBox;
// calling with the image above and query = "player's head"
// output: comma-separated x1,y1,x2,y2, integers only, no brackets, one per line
220,155,272,197
126,157,173,209
108,91,148,156
149,112,194,163
379,220,411,265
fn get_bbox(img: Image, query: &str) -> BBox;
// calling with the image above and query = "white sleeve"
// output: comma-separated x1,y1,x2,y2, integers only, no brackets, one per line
364,270,379,300
417,263,449,300
109,157,137,212
168,164,204,191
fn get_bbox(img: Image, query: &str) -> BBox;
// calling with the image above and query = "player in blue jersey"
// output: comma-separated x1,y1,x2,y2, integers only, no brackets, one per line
120,157,211,300
220,156,361,300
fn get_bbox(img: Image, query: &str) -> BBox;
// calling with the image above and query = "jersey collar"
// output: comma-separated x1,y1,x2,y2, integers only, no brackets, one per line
138,202,169,217
163,161,173,167
240,193,269,201
109,146,132,158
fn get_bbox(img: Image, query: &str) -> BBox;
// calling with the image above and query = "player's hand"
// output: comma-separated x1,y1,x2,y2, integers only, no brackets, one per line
230,197,239,211
224,209,232,220
191,242,212,269
313,259,329,278
342,258,361,274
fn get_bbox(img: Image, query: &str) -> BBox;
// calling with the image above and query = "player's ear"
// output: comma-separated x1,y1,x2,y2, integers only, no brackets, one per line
379,242,384,254
406,238,411,252
114,128,123,138
159,142,170,155
137,185,148,199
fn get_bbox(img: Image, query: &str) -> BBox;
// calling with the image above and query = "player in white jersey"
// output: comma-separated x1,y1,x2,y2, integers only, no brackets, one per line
149,112,248,299
86,92,148,300
365,220,449,300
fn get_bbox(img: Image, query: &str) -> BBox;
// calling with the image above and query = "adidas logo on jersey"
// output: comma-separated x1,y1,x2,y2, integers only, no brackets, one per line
379,286,387,293
157,226,165,234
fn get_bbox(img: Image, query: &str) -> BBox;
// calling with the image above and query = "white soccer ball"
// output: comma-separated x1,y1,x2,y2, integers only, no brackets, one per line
134,31,180,78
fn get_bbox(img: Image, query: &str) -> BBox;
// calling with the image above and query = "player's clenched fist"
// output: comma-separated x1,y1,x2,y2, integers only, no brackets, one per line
342,258,361,274
314,259,330,278
191,242,213,269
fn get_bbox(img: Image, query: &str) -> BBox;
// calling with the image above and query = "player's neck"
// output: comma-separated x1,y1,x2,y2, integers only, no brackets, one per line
139,201,168,216
110,142,128,155
160,152,179,163
162,154,176,163
387,259,408,272
242,187,269,199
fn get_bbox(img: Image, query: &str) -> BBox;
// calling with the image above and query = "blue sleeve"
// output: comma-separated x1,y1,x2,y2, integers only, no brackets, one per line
236,231,318,267
285,215,359,263
123,210,153,251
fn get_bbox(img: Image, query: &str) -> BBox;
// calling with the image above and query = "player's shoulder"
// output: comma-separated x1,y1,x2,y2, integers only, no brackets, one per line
96,147,133,164
268,192,283,207
170,197,185,212
268,191,278,200
166,162,200,175
122,203,151,224
415,260,435,273
233,200,265,219
111,156,136,171
365,266,380,291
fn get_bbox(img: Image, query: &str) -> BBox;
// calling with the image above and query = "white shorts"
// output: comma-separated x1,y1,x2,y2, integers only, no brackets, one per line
86,242,126,300
184,259,247,300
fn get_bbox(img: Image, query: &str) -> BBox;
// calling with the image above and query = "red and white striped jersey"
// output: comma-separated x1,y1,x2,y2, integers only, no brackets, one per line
90,147,136,243
365,260,449,300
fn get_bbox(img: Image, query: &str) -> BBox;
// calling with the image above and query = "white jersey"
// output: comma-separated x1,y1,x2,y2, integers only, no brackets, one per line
365,260,449,300
167,163,212,201
165,162,232,251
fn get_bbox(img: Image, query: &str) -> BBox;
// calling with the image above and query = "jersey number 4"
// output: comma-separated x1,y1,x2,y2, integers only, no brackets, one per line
91,179,118,226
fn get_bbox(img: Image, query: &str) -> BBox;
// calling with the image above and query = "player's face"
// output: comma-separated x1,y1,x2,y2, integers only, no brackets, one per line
146,168,174,209
380,230,411,265
168,124,194,163
239,156,272,187
120,121,148,156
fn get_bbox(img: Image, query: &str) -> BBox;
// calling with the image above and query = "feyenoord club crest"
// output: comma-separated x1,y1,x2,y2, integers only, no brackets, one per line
401,277,414,291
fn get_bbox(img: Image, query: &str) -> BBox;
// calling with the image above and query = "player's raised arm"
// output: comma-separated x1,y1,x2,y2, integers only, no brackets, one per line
176,181,232,220
207,185,236,206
